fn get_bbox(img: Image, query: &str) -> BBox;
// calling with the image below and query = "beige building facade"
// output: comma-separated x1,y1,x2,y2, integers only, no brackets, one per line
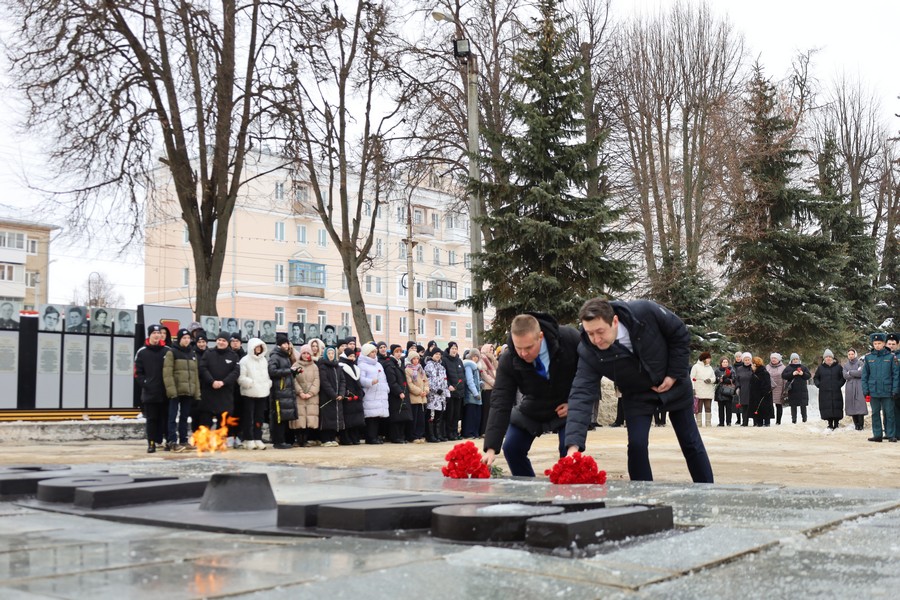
0,218,58,310
144,153,491,347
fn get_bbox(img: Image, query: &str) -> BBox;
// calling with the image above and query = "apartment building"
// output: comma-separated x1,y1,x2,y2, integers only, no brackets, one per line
144,153,492,346
0,218,58,310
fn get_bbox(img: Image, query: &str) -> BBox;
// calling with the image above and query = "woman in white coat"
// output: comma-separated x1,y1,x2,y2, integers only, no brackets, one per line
358,343,389,444
690,351,717,427
236,338,272,449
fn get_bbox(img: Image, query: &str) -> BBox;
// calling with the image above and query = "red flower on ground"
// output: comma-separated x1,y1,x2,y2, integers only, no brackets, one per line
442,441,490,479
544,452,607,485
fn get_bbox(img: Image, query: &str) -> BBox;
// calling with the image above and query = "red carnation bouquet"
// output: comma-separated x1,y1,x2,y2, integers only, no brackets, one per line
442,441,490,479
544,452,607,484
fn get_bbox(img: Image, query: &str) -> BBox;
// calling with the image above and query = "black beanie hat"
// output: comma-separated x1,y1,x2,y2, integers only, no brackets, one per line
196,330,208,342
147,324,163,336
344,347,357,357
229,332,242,342
215,331,229,341
177,328,191,340
390,344,402,353
275,332,290,346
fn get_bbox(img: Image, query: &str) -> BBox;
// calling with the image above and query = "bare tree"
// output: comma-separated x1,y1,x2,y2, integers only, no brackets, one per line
607,1,744,285
2,0,298,317
71,273,125,307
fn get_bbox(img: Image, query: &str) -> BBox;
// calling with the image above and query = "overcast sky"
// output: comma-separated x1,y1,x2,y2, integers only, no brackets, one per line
0,0,897,307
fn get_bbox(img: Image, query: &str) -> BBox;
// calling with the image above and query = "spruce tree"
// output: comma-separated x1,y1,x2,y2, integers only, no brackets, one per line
465,0,632,337
723,65,844,351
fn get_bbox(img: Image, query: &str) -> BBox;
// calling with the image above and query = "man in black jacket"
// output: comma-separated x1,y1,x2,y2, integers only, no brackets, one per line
197,331,241,430
442,341,466,441
268,333,299,449
565,298,713,483
482,313,581,476
134,324,170,453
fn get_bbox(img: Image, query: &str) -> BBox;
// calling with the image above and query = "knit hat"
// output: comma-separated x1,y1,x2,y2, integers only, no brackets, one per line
361,342,377,357
189,321,202,332
406,340,417,350
430,346,443,358
870,332,887,343
343,347,357,357
790,353,801,362
229,332,242,342
275,332,290,346
177,328,192,340
446,341,458,353
406,350,420,362
215,331,229,341
741,352,752,360
464,348,481,360
298,344,312,357
147,324,163,335
823,349,834,359
770,352,782,362
377,341,387,349
390,344,402,354
195,330,208,342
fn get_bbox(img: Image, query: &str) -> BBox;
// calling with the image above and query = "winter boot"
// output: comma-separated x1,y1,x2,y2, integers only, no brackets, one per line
147,441,156,454
426,421,438,443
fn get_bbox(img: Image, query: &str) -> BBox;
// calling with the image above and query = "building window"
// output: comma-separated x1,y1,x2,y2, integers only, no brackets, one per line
296,225,307,243
25,271,38,287
396,205,404,224
450,321,458,337
464,286,471,298
413,208,424,225
446,214,456,229
376,277,383,294
288,260,326,287
376,238,383,257
415,281,425,300
294,182,308,202
318,310,327,329
341,312,350,326
431,213,440,229
363,202,372,217
275,221,285,241
465,322,473,339
464,253,471,268
27,238,39,254
399,316,407,334
416,245,424,263
433,248,441,265
428,280,457,300
434,319,443,337
342,272,348,290
418,318,426,337
182,225,189,244
275,306,285,327
275,264,285,284
448,250,456,265
275,181,284,200
397,278,406,298
373,314,383,333
317,229,327,247
399,242,407,260
0,232,24,249
365,275,372,293
182,268,190,287
296,308,307,323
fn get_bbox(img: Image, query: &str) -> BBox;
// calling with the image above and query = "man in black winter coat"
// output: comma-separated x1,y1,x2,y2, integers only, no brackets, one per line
197,331,241,430
565,298,714,483
482,313,581,477
442,342,466,441
134,324,171,453
268,333,299,449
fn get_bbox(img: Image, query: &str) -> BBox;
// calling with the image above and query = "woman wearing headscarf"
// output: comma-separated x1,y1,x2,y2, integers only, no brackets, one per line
814,349,845,430
782,353,811,424
690,351,716,427
714,357,737,426
478,343,497,437
766,352,787,425
843,348,867,431
338,348,365,445
317,346,346,446
749,356,773,426
424,347,449,442
379,342,411,443
307,338,325,362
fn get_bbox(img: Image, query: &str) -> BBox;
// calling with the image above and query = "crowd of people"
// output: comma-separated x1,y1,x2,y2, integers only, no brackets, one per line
133,322,501,453
133,309,898,484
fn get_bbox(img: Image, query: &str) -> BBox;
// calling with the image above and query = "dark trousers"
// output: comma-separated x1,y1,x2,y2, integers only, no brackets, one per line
740,402,751,426
625,405,714,483
653,408,667,425
241,396,267,441
320,429,337,443
365,417,383,443
717,400,733,425
613,398,625,425
195,410,215,430
462,403,481,438
410,404,426,440
143,401,166,444
790,405,808,423
776,404,784,425
479,390,492,436
501,423,566,477
446,396,462,439
167,396,192,444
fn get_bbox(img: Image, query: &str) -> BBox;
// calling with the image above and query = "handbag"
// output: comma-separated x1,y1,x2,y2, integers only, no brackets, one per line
693,395,699,414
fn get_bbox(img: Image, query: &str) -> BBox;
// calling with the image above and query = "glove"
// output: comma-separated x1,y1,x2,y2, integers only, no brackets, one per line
865,395,871,403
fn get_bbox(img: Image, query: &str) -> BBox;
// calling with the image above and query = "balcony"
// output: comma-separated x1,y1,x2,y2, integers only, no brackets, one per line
289,284,325,298
291,199,318,217
288,260,326,297
426,279,457,312
413,223,435,237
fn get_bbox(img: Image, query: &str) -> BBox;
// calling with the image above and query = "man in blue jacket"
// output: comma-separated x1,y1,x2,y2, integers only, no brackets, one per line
565,298,714,482
861,332,899,442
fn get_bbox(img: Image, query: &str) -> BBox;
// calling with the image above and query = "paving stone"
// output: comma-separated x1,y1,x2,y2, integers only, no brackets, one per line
72,478,209,509
431,503,564,542
198,472,276,512
315,494,477,531
36,475,172,503
526,504,674,548
277,493,417,528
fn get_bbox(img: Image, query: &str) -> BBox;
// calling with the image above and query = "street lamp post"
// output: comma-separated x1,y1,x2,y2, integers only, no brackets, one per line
433,11,483,347
87,271,101,306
